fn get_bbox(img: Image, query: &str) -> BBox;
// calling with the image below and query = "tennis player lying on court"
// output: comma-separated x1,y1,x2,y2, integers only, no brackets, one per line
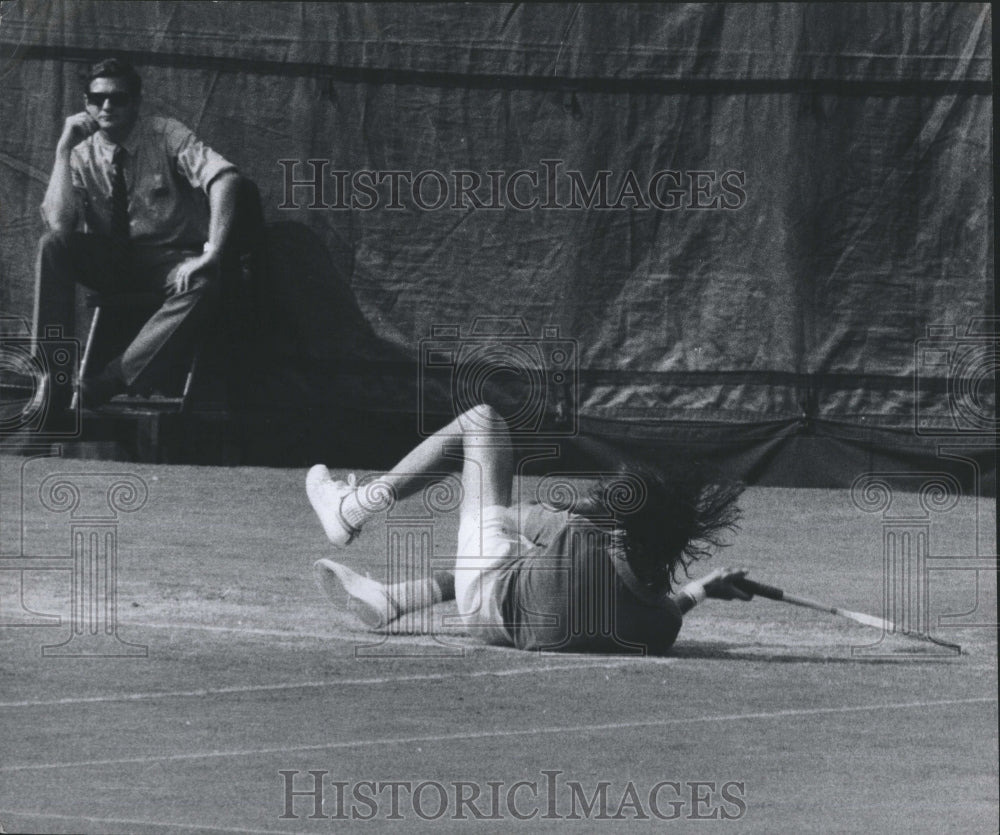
306,404,749,654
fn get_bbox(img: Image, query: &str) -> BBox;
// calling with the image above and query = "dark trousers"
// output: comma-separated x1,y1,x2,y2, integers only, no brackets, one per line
32,231,219,390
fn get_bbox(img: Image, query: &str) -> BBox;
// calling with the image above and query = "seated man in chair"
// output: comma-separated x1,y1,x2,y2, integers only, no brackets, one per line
33,56,241,409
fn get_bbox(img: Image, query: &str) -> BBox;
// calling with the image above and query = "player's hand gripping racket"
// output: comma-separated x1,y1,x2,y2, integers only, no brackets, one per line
731,576,961,654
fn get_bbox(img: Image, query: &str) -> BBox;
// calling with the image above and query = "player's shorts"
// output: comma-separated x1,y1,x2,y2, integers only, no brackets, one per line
455,502,682,654
454,504,531,645
453,502,604,651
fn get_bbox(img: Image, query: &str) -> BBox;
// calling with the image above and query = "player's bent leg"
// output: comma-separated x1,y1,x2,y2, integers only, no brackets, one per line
313,559,399,629
313,559,455,630
453,505,521,646
457,403,513,508
306,403,510,546
448,404,518,645
306,466,362,546
309,403,518,639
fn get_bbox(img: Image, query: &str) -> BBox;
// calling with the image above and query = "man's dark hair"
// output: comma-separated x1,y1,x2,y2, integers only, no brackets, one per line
563,457,744,591
85,58,142,97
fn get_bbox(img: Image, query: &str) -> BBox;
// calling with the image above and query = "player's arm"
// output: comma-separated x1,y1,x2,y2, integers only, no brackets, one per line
672,567,751,615
41,112,97,234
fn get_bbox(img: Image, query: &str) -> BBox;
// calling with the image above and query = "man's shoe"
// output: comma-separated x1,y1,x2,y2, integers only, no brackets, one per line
79,360,126,410
313,559,399,629
306,465,361,546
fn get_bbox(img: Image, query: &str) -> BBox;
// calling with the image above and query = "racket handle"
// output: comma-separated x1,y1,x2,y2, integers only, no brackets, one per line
732,576,785,601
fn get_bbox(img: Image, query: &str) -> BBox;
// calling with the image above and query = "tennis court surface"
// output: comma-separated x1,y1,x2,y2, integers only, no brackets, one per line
1,455,996,833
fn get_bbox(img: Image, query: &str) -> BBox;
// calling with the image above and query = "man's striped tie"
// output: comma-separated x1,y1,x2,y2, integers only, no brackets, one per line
110,146,130,283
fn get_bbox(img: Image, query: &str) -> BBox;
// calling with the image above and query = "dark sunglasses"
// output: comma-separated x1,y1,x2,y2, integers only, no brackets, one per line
85,91,132,108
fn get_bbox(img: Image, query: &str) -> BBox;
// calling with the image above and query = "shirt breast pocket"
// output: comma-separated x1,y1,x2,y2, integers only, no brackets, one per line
147,173,170,199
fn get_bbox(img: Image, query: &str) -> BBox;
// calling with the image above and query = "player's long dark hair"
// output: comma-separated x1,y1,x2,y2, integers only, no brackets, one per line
561,458,744,591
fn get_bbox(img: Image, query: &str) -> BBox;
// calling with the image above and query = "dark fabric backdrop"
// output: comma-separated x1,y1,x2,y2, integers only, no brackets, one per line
0,2,993,484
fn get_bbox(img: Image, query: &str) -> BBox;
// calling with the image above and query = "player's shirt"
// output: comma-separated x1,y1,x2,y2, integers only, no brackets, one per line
68,116,236,248
498,503,683,655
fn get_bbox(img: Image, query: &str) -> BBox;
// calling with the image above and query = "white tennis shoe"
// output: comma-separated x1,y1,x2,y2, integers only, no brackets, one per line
313,559,400,629
305,465,361,546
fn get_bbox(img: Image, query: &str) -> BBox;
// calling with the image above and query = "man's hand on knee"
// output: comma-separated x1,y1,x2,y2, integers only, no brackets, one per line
172,249,220,293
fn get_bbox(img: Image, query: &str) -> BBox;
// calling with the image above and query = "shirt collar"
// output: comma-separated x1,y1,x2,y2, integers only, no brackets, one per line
93,116,143,158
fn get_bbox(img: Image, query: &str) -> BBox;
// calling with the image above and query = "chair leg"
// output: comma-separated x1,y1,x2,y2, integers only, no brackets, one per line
179,345,201,412
71,306,102,411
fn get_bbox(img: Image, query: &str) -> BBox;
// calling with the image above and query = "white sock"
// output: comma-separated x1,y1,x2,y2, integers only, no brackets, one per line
340,478,395,530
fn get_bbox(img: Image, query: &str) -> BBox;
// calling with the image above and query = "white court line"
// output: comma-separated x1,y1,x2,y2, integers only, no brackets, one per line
2,696,993,773
0,808,299,835
128,619,438,641
125,619,509,650
0,657,670,708
117,618,690,656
